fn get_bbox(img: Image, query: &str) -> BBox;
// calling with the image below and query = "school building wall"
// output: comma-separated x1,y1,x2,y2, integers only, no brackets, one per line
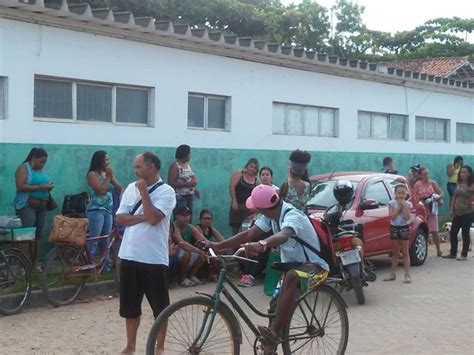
0,18,473,258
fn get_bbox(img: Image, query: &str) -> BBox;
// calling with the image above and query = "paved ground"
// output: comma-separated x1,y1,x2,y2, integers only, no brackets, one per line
1,242,473,354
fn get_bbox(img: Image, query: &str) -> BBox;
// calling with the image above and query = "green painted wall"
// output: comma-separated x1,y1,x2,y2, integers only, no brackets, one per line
0,143,471,260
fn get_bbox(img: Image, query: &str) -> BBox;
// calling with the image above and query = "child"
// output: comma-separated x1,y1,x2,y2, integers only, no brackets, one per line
384,184,413,283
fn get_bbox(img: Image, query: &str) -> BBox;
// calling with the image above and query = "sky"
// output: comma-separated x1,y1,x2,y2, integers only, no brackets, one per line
281,0,473,41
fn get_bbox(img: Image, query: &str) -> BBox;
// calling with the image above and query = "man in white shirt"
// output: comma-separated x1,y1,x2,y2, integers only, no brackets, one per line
116,152,176,354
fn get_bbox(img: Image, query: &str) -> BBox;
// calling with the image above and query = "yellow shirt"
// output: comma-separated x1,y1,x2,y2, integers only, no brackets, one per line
448,166,460,183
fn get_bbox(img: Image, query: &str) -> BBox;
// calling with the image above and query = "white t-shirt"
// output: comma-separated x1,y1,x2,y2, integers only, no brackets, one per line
255,201,329,271
117,179,176,265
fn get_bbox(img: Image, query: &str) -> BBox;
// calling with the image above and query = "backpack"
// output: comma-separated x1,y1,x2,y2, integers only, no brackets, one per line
279,208,336,273
62,192,90,218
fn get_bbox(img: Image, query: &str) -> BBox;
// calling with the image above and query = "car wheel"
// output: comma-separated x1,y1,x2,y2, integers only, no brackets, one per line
410,228,427,266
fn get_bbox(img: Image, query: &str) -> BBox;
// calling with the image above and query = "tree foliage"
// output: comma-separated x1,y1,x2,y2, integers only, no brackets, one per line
69,0,474,61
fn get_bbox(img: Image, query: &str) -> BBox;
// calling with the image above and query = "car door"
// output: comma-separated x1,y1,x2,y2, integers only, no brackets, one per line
356,178,392,255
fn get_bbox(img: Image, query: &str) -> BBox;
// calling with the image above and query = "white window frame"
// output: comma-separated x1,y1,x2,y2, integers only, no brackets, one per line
33,76,153,127
415,116,450,143
456,122,474,143
357,111,408,141
272,102,339,137
0,76,7,119
187,93,231,131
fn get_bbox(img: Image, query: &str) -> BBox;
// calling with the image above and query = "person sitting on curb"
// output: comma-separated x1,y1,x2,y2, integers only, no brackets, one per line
172,206,207,286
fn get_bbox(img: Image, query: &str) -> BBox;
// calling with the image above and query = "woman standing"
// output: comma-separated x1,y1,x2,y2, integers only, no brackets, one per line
443,165,473,260
14,147,55,270
86,151,122,270
168,144,199,221
280,150,312,211
228,158,259,235
414,167,444,257
446,156,463,207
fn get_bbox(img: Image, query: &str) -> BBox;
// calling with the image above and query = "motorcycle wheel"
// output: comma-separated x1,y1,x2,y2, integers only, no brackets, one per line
351,276,365,305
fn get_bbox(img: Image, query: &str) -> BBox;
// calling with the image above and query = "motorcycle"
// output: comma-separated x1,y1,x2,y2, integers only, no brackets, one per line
320,202,376,305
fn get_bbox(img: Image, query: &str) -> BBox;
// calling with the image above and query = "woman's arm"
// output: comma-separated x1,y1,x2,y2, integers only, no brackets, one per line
229,171,241,210
15,165,49,192
87,171,111,195
111,176,123,194
171,225,205,255
167,162,192,189
431,180,444,198
447,163,454,177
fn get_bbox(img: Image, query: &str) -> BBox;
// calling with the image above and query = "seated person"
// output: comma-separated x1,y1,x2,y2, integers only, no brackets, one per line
205,185,329,352
168,224,181,287
173,207,207,287
195,209,229,281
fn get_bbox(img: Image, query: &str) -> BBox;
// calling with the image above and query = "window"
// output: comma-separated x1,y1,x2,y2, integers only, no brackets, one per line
415,116,449,142
188,93,230,130
273,102,338,137
363,180,391,206
34,76,152,125
456,123,474,143
0,77,6,119
358,111,407,140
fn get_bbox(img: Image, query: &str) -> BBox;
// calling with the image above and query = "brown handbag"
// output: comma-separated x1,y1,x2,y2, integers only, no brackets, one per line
48,215,88,248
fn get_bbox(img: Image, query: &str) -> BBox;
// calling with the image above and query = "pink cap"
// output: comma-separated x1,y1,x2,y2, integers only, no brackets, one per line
246,185,280,210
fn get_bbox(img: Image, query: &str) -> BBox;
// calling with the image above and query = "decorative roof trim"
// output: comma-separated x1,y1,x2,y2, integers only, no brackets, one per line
1,0,473,96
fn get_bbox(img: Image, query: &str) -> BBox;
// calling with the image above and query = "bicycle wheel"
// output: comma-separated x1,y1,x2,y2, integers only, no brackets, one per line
282,284,349,355
146,296,241,355
41,245,87,307
0,249,32,315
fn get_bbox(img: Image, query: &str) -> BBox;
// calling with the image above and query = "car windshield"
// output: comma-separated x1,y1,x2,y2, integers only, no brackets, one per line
307,180,359,209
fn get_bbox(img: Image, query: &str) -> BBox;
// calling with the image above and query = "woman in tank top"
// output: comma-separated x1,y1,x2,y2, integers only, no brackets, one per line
446,155,463,207
414,166,444,257
14,147,55,270
443,165,473,260
168,144,199,221
228,158,259,235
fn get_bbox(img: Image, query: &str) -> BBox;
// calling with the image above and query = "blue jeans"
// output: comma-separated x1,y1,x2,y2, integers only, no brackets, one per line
86,209,113,270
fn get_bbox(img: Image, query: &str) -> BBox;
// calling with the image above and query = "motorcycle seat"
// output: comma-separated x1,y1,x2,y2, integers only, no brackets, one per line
271,262,304,272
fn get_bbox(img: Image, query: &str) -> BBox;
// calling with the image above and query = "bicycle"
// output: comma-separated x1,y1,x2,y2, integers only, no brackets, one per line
146,247,349,355
41,226,122,307
0,247,32,315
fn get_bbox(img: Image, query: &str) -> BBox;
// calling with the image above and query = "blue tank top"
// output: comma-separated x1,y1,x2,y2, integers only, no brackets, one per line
87,172,114,212
29,169,50,199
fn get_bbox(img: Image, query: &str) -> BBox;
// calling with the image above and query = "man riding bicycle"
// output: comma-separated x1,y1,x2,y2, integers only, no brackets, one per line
206,184,329,353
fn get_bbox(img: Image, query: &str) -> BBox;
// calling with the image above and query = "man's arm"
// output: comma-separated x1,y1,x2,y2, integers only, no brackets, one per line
213,224,264,250
140,189,166,226
243,227,294,256
116,214,147,226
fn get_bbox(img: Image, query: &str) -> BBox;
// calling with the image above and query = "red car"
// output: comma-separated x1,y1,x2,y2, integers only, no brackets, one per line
307,172,429,266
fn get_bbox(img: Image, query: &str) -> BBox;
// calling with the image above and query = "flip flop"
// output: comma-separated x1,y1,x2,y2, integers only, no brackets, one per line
404,274,412,283
383,273,396,281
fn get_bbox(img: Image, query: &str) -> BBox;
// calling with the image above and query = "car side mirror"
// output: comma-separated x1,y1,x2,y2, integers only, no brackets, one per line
360,199,379,210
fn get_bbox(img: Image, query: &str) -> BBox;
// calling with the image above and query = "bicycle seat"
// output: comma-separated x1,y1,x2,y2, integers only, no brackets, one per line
271,262,303,272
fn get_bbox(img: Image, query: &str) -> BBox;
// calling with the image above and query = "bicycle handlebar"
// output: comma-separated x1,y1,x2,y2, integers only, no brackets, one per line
208,247,259,264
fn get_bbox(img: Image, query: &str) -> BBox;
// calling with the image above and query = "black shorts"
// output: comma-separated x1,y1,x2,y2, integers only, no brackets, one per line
390,225,410,240
119,259,170,319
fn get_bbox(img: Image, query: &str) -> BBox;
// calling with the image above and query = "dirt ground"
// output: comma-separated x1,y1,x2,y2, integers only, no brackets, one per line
1,242,473,354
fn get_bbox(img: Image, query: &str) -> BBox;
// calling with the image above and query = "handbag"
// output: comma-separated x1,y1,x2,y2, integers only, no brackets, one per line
47,193,58,211
49,215,88,247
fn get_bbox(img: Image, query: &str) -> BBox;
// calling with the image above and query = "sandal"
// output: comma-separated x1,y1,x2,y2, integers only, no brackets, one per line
437,251,443,257
383,273,396,281
404,274,412,283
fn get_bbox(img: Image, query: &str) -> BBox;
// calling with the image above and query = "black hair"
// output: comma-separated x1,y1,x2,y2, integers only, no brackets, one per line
88,150,107,173
383,157,393,166
23,147,48,163
142,152,161,171
259,166,273,176
458,165,473,185
394,184,408,193
289,149,311,164
199,209,213,219
175,144,191,160
244,158,259,170
454,156,463,165
418,166,428,175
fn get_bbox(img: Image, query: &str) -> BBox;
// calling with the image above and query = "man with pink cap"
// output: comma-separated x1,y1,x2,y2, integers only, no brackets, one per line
205,184,329,353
